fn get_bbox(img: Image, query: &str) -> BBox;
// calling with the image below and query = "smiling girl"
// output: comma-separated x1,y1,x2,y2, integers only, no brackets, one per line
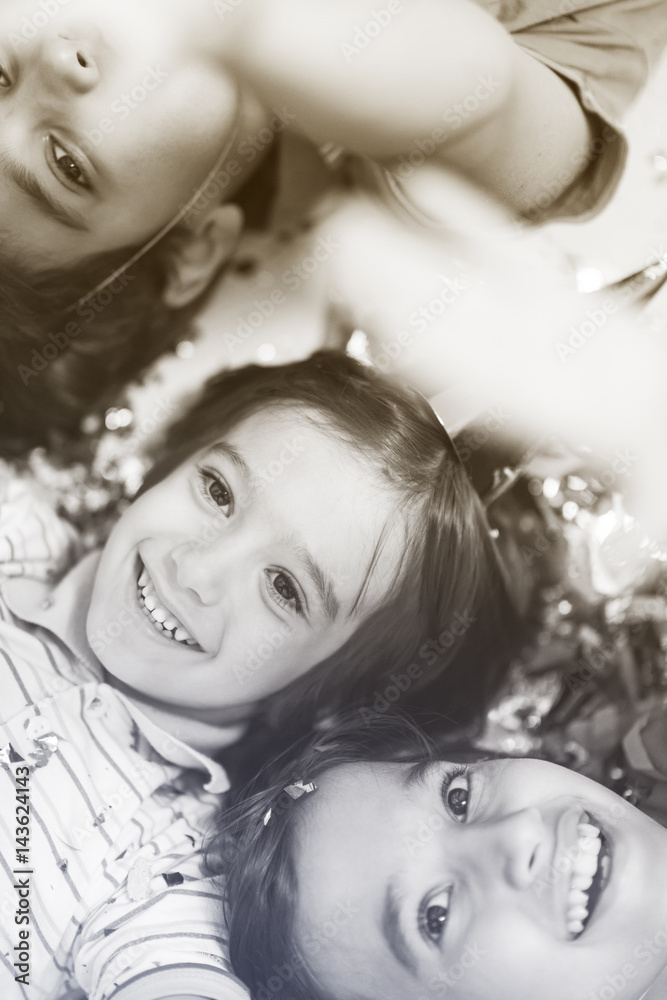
220,716,667,1000
0,352,516,998
89,352,514,736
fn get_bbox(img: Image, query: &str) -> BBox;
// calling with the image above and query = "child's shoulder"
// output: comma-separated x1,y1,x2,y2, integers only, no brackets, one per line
480,0,667,117
623,702,667,828
73,865,249,1000
456,0,666,221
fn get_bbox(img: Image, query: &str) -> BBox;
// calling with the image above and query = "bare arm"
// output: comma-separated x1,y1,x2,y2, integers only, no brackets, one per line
220,0,594,215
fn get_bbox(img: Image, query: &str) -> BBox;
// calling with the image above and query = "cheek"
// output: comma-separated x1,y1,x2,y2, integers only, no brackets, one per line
293,623,357,678
138,75,234,158
128,483,187,534
226,626,335,702
233,635,307,695
459,915,562,1000
463,917,645,1000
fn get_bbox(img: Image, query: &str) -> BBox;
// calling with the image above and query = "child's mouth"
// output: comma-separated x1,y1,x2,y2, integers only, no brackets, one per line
136,562,200,648
565,811,612,939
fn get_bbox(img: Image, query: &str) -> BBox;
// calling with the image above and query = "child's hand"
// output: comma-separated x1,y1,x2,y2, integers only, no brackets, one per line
321,184,667,542
0,469,82,582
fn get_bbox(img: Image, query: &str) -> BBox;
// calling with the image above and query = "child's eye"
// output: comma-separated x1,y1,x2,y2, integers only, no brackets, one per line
49,136,89,188
441,766,471,823
198,467,233,515
265,569,304,616
420,887,452,944
0,65,11,88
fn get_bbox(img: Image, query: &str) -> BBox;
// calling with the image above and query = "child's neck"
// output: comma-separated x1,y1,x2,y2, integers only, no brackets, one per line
104,674,251,756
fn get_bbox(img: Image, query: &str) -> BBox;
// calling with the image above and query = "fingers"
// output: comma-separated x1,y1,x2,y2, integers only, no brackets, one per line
0,499,82,580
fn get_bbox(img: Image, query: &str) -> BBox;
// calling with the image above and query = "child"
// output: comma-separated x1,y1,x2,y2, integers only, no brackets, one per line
2,0,666,449
0,352,516,998
219,714,667,1000
3,0,666,275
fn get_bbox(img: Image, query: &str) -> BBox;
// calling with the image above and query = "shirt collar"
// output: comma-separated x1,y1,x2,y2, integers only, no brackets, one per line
2,553,240,794
3,549,101,672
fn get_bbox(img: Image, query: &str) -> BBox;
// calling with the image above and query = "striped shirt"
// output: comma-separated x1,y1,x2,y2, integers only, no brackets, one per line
0,552,249,1000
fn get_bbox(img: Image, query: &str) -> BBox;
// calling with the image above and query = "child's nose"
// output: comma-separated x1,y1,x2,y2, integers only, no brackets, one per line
482,807,547,892
171,531,246,608
41,35,99,94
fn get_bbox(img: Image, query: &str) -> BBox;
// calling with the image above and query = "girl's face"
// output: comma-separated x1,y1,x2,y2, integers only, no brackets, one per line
87,408,404,721
0,0,258,271
294,758,667,1000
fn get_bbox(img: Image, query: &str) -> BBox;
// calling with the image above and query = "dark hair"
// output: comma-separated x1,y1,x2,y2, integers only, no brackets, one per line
216,714,488,1000
0,228,198,456
0,149,276,457
141,351,520,780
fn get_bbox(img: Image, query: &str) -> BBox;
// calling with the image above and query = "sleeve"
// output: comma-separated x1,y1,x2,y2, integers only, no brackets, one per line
72,877,249,1000
488,0,667,219
623,704,667,780
0,461,83,582
622,704,667,828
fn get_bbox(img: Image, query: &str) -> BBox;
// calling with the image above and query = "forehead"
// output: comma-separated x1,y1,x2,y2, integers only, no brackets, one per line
172,407,407,617
231,408,400,567
298,762,414,841
293,764,415,985
220,405,381,494
294,763,412,886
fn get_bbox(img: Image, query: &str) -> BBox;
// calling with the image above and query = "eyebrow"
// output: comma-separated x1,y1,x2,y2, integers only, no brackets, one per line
404,759,438,789
208,442,254,479
300,548,340,623
2,154,89,231
381,881,418,976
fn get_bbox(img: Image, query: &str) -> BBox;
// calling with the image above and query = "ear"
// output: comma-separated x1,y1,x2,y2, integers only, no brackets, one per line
161,203,244,310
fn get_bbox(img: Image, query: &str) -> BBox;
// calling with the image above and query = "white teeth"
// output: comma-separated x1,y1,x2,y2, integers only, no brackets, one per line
579,834,601,856
573,853,598,876
564,821,605,937
137,566,197,647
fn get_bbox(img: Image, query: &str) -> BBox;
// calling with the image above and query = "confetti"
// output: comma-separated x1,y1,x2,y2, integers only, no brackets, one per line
127,858,153,901
0,744,24,766
284,780,318,800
